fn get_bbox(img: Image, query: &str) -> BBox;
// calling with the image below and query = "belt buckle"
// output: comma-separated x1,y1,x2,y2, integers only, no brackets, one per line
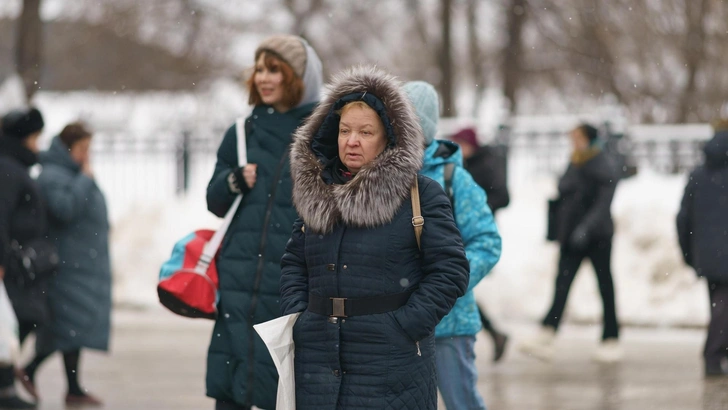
330,297,347,317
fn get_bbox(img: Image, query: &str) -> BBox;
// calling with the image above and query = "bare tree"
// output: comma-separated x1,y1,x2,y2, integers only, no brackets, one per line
501,0,527,114
16,0,43,101
676,0,709,122
439,0,456,117
466,0,487,116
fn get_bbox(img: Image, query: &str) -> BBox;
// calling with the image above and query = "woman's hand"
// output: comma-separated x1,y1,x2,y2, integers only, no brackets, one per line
81,159,94,178
242,164,258,189
229,164,258,194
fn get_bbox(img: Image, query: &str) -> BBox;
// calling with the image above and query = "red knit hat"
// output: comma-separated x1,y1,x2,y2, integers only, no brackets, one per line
450,127,478,148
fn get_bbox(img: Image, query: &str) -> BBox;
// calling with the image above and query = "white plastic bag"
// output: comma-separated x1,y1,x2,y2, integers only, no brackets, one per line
254,312,301,410
0,282,19,365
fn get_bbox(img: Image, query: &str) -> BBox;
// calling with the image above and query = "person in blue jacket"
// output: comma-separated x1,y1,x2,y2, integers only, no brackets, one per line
404,81,502,410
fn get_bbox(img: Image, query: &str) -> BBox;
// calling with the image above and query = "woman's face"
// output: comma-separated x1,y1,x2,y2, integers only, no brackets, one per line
570,128,590,152
254,52,286,111
70,137,92,165
338,105,388,174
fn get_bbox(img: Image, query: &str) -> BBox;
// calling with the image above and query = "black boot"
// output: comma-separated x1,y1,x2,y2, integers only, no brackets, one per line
492,332,509,362
0,395,36,409
705,358,728,378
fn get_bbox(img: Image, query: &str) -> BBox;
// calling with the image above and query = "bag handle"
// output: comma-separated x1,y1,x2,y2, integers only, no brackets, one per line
411,177,424,251
195,119,248,273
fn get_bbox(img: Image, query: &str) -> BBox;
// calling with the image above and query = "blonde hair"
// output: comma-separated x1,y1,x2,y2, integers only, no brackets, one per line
337,101,372,117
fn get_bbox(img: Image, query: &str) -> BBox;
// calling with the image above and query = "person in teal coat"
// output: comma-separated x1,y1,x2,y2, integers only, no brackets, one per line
205,35,323,410
19,122,111,407
405,81,502,410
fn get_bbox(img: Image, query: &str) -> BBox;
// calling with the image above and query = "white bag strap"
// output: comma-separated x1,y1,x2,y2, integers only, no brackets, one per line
195,118,247,274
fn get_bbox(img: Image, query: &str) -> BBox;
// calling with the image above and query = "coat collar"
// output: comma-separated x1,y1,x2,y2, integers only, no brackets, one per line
0,136,38,168
290,66,425,233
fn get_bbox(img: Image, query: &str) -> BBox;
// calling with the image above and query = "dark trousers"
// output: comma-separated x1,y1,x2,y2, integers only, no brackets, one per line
542,238,620,340
705,281,728,372
0,320,38,389
215,400,250,410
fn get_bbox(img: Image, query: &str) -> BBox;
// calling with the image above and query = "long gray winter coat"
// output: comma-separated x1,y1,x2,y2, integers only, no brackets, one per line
280,66,470,410
36,137,112,353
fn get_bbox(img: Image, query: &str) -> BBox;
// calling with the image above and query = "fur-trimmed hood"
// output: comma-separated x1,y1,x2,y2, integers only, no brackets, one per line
290,66,425,233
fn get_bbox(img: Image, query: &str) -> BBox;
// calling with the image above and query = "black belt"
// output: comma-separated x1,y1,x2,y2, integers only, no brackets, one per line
308,291,413,318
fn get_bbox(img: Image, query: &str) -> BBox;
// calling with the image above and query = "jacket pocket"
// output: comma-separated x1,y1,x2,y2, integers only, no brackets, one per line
385,312,420,357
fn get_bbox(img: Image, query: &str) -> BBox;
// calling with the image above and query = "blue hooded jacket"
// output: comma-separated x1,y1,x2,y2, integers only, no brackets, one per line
420,139,502,337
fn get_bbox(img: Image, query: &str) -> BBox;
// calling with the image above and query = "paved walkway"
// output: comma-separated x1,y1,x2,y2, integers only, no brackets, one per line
14,308,727,410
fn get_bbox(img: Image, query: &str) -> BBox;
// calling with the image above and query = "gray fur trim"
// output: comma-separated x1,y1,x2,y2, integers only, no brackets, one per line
291,65,425,233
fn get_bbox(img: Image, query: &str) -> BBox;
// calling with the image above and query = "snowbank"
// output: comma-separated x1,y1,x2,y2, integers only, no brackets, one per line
110,160,708,327
110,187,220,308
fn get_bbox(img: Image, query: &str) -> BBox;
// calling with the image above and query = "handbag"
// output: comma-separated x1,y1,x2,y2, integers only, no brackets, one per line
9,238,59,285
157,118,247,319
546,198,561,242
0,283,20,365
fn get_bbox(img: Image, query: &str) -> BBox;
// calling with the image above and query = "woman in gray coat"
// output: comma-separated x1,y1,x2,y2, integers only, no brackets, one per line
17,122,111,407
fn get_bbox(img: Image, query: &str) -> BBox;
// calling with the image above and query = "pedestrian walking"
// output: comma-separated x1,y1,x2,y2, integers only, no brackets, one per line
518,124,622,362
450,127,510,361
0,108,51,410
16,122,111,407
279,66,469,410
405,82,501,410
677,119,728,377
205,34,323,410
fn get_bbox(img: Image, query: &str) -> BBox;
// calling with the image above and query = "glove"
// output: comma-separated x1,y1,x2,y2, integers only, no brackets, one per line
227,167,251,195
569,225,590,251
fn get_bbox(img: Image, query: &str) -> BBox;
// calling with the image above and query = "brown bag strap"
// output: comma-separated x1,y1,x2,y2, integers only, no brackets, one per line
411,177,424,251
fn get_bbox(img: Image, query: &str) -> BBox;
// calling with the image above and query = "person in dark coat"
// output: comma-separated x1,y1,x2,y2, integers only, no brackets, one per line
15,122,111,406
677,119,728,377
518,124,622,363
280,66,470,410
0,107,48,409
450,127,511,362
450,127,510,213
205,34,323,410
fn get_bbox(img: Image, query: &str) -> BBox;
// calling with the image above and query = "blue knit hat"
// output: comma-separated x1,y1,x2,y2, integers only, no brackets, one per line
403,81,439,146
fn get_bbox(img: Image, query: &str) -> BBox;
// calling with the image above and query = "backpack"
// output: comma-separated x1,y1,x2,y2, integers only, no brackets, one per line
157,119,247,319
443,162,456,209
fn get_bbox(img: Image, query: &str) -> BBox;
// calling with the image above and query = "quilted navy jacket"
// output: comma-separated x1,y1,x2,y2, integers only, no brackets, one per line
280,66,469,409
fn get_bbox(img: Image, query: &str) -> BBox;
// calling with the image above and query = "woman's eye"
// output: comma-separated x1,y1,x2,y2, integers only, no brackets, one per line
340,129,350,135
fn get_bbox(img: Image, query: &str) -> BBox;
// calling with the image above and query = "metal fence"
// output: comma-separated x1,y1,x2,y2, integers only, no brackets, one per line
87,122,709,215
501,124,707,177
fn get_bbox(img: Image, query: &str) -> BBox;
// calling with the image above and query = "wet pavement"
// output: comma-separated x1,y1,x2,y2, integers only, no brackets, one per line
16,308,728,410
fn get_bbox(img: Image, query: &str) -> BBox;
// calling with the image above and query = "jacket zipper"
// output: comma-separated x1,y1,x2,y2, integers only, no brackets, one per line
246,150,289,405
416,341,421,357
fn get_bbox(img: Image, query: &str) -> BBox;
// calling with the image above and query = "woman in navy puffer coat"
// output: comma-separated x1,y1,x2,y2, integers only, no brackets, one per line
280,66,469,410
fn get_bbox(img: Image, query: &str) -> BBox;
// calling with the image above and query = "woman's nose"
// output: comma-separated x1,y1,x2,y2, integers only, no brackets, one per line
346,134,360,146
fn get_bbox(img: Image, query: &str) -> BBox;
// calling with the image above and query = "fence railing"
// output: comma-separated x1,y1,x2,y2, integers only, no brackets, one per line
86,123,709,218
